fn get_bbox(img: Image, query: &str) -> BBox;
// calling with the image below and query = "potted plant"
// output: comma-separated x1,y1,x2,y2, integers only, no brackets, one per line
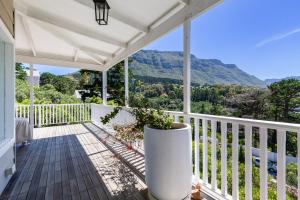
101,104,192,200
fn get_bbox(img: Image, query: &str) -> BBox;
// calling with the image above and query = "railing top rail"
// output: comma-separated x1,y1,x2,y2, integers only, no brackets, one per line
90,104,300,132
16,103,90,106
166,111,300,132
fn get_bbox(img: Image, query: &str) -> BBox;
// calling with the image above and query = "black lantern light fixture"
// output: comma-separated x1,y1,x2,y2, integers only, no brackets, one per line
93,0,110,25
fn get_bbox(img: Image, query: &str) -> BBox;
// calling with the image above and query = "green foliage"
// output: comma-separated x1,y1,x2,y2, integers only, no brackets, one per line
287,163,298,187
16,63,27,80
101,106,173,132
16,67,79,104
40,72,78,95
107,62,126,105
100,107,122,125
85,96,103,104
78,70,102,101
34,84,79,104
132,108,173,131
268,79,300,121
16,79,29,103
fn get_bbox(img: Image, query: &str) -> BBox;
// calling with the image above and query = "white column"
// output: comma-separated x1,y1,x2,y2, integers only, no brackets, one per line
102,70,107,105
183,19,191,114
124,58,129,107
29,64,34,133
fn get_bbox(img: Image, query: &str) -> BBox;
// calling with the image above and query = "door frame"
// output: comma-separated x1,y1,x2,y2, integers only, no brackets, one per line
0,16,16,194
0,16,15,155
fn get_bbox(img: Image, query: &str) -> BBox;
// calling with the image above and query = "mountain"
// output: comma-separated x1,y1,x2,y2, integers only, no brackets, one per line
264,76,300,85
130,50,265,87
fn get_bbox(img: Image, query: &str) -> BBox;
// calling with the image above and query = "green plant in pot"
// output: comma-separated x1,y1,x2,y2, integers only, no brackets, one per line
100,101,174,144
101,100,192,200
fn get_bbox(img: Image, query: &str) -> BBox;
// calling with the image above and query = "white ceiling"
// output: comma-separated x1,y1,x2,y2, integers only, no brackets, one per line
14,0,221,71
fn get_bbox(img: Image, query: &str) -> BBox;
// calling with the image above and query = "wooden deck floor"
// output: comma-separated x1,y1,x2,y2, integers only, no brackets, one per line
0,123,147,200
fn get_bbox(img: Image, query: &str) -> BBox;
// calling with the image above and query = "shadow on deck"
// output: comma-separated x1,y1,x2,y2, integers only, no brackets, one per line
0,123,147,200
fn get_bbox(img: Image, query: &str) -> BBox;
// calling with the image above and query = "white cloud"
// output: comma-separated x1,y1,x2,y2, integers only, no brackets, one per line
255,28,300,47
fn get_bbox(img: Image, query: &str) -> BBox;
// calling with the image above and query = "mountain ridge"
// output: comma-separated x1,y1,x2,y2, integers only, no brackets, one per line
130,50,265,87
264,76,300,85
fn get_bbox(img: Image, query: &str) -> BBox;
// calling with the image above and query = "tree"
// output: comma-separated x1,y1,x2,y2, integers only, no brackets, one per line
40,72,78,95
16,63,27,80
228,89,269,119
78,70,102,101
16,79,29,102
40,72,56,85
268,79,300,121
107,61,133,105
79,71,90,88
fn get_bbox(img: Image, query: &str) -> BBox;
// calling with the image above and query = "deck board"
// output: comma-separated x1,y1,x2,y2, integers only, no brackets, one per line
0,124,147,200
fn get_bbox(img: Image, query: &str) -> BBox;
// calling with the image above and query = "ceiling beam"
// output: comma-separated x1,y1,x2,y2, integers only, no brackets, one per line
74,48,79,62
16,50,104,71
103,0,222,70
80,46,113,59
35,21,114,59
15,2,127,48
73,0,149,33
20,15,36,56
179,0,190,5
85,52,105,65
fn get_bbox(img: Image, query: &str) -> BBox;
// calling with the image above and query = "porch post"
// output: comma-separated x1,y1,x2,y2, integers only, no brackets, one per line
29,64,34,133
102,70,107,105
183,19,191,115
124,58,129,107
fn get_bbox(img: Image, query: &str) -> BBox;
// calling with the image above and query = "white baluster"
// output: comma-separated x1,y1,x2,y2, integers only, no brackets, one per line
82,104,85,122
194,118,200,182
34,105,37,126
245,125,252,200
80,104,83,122
260,127,268,200
45,105,48,125
203,119,208,184
174,115,179,123
184,116,190,124
232,123,239,200
211,120,217,191
38,105,41,128
221,121,227,196
277,129,286,200
23,106,26,118
62,105,65,123
42,105,44,126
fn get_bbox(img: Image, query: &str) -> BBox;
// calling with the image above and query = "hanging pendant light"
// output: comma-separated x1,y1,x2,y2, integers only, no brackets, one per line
93,0,110,25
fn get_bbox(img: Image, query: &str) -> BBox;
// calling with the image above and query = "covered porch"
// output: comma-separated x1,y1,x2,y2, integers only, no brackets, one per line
0,0,299,199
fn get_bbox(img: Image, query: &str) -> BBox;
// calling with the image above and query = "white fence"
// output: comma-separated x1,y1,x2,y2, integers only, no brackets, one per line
90,104,143,152
16,104,91,127
91,104,136,132
166,111,300,200
34,103,298,200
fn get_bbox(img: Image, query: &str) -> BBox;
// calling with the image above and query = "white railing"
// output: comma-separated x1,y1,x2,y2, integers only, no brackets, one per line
89,104,300,200
16,104,91,127
90,104,144,152
166,111,300,200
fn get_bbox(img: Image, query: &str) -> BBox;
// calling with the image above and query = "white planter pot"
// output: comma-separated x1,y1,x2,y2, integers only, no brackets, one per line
144,123,192,200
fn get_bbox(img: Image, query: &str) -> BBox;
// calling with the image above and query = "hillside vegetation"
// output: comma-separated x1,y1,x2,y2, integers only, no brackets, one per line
131,50,265,87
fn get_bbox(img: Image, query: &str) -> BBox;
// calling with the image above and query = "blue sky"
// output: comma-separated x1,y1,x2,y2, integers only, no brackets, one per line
35,0,300,80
